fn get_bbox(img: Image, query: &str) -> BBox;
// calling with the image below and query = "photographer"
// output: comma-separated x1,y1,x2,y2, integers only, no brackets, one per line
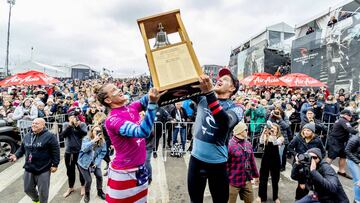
60,110,87,198
50,98,68,115
292,148,349,203
77,125,107,203
288,123,326,200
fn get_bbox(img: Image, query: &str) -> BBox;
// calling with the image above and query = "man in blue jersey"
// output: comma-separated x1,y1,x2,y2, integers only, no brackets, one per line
188,69,243,203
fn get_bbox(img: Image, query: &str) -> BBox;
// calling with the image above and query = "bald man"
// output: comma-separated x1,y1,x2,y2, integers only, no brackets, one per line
9,118,60,203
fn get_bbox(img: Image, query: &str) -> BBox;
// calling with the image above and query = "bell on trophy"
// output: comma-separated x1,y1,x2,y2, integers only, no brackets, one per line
138,10,203,106
153,23,171,48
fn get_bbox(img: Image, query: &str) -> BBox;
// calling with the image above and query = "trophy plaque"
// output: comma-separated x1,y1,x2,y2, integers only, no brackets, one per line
137,9,203,106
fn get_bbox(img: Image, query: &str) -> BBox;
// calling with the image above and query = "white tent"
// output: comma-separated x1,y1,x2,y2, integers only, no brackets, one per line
10,60,70,78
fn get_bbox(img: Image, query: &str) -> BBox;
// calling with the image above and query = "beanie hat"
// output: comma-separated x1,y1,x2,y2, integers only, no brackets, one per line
233,122,247,135
303,122,315,133
307,147,323,160
340,109,352,117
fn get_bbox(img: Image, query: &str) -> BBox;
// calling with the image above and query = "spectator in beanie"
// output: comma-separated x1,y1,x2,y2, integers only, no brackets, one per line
227,122,259,203
292,148,349,203
345,134,360,202
301,108,327,138
288,123,326,200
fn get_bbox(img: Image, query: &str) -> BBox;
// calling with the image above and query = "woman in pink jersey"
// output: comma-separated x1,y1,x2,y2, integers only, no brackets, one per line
94,84,162,203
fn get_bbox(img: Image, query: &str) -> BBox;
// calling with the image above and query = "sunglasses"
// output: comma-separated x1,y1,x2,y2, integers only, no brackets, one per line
309,101,315,103
311,156,318,160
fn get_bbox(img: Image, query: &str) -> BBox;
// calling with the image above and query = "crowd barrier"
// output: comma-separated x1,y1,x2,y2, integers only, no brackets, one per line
18,114,67,142
16,117,338,155
153,120,338,154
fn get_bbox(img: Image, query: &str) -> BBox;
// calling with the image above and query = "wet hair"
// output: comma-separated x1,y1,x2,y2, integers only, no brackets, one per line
94,84,110,107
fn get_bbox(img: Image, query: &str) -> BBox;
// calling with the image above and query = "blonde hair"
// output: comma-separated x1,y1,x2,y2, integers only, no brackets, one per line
301,128,315,139
93,112,106,125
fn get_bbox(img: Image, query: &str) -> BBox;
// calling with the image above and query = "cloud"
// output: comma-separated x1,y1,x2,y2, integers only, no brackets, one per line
0,0,340,75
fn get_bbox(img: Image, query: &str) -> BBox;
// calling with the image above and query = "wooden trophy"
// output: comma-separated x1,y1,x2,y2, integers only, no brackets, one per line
137,9,203,106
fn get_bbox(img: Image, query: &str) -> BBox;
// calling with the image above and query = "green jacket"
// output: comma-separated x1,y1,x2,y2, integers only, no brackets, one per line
245,106,266,133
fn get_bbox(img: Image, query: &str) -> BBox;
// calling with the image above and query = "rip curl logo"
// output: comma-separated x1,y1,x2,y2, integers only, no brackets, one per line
201,108,218,137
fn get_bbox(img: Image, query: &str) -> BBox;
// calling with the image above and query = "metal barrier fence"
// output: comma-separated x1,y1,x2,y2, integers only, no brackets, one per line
18,114,67,142
17,118,337,157
154,121,337,154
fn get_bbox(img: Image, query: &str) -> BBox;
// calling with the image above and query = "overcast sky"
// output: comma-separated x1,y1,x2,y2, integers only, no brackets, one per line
0,0,341,75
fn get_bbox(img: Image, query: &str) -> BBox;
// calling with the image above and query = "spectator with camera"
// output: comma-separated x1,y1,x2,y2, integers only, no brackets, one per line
228,122,259,203
327,109,360,179
292,148,349,203
288,123,326,200
60,109,88,198
245,99,266,151
268,107,290,171
256,122,284,203
77,125,107,202
345,134,360,202
50,98,69,115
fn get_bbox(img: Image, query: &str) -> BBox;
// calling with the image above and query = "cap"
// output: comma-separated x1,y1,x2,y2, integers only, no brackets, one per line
218,68,239,96
233,122,247,135
340,109,352,117
307,147,323,160
303,123,315,133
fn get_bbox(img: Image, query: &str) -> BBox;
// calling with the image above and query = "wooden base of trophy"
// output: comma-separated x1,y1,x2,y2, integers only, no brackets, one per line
137,9,203,106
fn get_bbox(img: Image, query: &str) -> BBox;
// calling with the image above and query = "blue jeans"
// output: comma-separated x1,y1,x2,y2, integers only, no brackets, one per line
145,149,152,183
295,194,320,203
347,159,360,201
172,127,186,150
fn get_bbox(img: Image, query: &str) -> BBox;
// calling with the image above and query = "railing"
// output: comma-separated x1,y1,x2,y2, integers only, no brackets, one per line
16,118,340,160
17,114,67,142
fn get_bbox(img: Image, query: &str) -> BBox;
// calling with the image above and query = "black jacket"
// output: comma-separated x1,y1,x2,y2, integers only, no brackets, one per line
329,117,358,143
291,161,349,203
60,122,87,153
288,134,326,158
155,107,172,124
15,129,60,175
345,135,360,164
170,107,188,128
